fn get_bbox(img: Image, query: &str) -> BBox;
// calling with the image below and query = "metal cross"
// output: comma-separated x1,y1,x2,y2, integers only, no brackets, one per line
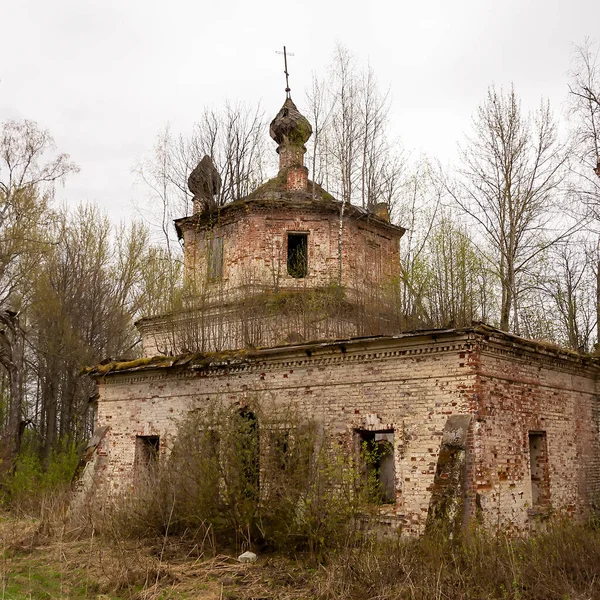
275,46,294,98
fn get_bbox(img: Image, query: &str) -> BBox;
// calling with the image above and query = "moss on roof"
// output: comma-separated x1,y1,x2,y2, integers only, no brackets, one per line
472,323,590,360
245,172,335,201
174,175,405,239
82,348,253,378
83,323,600,381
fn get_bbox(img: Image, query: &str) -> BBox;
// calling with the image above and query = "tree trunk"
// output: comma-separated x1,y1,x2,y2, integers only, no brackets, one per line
596,255,600,348
337,201,346,284
1,311,25,463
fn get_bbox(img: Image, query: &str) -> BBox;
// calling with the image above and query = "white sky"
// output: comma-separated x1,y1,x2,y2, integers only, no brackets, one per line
1,0,598,223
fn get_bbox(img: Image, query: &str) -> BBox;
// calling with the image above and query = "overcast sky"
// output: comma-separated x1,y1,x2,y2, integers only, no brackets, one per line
1,0,598,224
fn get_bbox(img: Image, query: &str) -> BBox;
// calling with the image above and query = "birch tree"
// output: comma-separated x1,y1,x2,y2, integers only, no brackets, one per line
569,39,600,197
569,40,600,345
306,45,405,282
450,86,569,332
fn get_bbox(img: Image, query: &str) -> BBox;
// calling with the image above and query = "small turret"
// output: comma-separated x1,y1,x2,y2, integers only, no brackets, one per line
269,97,312,192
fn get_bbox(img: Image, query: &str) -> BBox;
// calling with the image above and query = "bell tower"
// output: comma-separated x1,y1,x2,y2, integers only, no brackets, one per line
137,96,405,357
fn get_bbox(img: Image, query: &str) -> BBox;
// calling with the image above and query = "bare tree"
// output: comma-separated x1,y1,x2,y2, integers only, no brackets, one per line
136,104,269,254
395,158,441,326
306,74,333,199
305,46,405,283
569,40,600,346
569,39,600,193
538,241,596,351
135,126,187,260
450,86,570,332
29,204,163,458
425,210,493,328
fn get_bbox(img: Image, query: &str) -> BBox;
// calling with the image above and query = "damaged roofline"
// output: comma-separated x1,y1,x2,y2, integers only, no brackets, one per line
82,323,600,379
173,194,406,241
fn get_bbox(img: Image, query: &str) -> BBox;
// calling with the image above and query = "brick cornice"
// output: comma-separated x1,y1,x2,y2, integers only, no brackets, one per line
174,193,405,239
95,332,475,385
91,324,600,386
475,336,599,378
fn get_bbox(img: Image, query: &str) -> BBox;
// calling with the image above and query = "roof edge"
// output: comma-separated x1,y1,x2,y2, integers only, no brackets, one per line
83,324,599,379
174,193,406,240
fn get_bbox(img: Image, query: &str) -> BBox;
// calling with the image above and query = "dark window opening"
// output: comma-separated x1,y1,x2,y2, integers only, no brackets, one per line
236,408,259,500
135,435,159,473
357,430,395,504
207,236,224,280
529,431,550,508
287,233,308,278
272,429,290,471
264,426,314,502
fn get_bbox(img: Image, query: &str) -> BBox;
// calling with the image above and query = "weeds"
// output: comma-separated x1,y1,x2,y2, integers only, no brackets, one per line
316,522,600,599
102,399,371,559
2,403,600,598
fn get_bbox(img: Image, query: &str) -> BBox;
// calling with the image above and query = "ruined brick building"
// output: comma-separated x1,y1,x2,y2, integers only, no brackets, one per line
82,95,600,535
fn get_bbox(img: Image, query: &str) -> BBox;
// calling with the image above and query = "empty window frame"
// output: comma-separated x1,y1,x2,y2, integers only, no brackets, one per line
365,239,382,283
357,430,395,504
207,236,224,280
236,408,260,499
267,426,312,477
287,232,308,278
135,435,159,473
528,431,550,508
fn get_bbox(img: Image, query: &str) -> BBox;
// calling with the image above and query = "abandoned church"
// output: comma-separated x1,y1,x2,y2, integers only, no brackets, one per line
81,93,600,536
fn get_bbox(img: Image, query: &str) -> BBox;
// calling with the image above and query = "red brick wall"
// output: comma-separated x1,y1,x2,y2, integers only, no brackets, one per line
470,337,600,533
278,146,305,170
94,333,478,534
286,166,308,191
183,205,400,297
143,204,402,355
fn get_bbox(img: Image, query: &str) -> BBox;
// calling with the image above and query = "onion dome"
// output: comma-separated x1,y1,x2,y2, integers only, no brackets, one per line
188,155,221,214
269,97,312,147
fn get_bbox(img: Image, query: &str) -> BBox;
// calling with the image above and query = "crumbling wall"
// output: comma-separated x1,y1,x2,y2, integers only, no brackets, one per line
183,204,400,297
93,332,479,535
141,204,401,357
90,329,600,535
470,337,600,534
426,414,472,535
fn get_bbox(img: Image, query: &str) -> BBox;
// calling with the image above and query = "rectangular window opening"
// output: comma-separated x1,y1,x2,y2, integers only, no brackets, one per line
529,431,549,508
357,430,395,504
207,236,224,280
135,435,160,473
287,232,308,278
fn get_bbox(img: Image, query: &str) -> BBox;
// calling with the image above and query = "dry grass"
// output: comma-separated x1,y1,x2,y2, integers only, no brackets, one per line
5,409,600,598
316,523,600,600
1,513,600,599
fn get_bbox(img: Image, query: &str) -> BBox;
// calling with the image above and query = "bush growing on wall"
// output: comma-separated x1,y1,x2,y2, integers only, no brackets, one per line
111,398,372,555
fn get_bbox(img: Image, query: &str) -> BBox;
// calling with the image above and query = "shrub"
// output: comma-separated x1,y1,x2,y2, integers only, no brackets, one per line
107,399,371,556
316,521,600,599
1,435,79,518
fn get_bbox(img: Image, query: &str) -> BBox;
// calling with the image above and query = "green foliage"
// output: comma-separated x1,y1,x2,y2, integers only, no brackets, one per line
2,435,79,516
360,438,393,505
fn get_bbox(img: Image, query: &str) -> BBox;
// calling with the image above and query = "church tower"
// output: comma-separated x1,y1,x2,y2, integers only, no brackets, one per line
137,96,405,356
